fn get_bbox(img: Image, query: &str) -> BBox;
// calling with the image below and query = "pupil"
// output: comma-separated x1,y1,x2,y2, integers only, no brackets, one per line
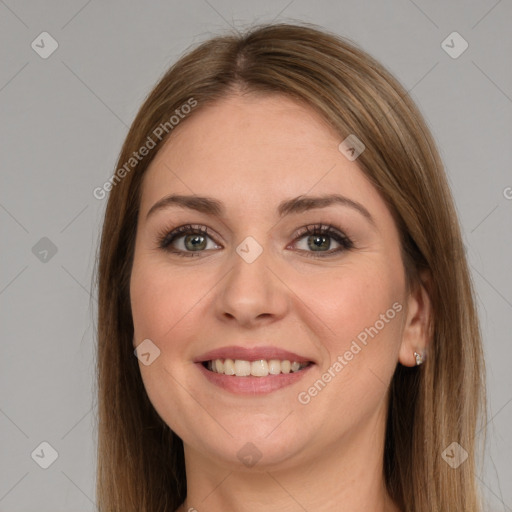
309,235,329,251
186,234,206,251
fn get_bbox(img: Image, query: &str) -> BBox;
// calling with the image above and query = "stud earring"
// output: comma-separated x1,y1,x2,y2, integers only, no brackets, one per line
414,351,424,366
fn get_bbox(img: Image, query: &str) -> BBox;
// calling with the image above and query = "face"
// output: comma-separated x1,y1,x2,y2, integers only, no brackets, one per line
130,93,414,471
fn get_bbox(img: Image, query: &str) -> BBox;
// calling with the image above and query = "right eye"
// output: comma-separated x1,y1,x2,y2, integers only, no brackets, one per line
157,224,222,257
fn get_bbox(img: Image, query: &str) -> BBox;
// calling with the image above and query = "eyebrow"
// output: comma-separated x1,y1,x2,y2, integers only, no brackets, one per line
146,193,376,227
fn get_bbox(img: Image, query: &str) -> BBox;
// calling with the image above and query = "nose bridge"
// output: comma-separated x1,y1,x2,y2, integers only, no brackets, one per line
228,233,273,296
216,232,286,324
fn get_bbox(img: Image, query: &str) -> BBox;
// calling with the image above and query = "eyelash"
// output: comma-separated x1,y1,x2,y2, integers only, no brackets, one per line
156,223,354,258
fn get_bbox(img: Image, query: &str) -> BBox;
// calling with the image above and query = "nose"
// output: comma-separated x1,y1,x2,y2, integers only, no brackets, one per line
214,240,289,328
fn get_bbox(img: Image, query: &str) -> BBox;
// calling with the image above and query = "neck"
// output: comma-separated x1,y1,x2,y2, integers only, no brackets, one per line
177,402,401,512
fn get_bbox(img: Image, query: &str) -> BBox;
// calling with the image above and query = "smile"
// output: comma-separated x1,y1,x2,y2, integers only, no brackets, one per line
194,345,316,394
204,358,311,377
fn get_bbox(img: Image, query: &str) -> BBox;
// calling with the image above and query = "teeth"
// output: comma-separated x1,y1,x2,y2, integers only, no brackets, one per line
206,358,310,376
268,359,281,375
251,360,268,377
223,358,235,375
234,359,251,376
281,360,291,374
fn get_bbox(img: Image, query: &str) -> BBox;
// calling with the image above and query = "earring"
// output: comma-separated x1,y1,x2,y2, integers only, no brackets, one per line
414,351,424,366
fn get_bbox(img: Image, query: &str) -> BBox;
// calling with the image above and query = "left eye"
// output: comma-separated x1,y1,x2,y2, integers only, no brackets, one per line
291,224,354,257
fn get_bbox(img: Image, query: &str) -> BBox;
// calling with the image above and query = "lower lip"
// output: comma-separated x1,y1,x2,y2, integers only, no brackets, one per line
196,362,314,395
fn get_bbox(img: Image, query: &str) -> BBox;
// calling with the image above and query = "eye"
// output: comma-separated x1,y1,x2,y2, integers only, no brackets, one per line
157,224,220,257
291,224,354,258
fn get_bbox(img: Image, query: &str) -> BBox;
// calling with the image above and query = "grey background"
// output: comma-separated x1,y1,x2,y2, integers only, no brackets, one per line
1,0,511,510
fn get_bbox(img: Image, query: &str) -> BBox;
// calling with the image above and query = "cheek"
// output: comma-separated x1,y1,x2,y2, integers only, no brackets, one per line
130,256,200,348
301,262,404,351
295,259,405,407
130,257,206,437
293,273,404,431
287,268,404,446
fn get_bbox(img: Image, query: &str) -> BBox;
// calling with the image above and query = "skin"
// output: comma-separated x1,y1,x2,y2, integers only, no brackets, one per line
129,92,432,512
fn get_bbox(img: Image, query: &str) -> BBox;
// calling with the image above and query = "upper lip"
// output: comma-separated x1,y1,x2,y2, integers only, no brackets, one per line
194,345,314,364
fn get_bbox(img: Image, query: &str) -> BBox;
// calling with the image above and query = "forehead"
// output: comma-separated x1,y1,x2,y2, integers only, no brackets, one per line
139,93,386,221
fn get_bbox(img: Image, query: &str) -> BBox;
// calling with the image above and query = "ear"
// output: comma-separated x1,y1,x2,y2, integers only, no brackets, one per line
398,269,433,367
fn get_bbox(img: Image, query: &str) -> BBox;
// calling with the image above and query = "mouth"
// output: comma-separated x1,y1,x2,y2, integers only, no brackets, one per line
194,346,315,395
202,358,312,376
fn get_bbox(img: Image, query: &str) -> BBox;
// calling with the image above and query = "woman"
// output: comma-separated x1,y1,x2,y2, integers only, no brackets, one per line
95,22,487,511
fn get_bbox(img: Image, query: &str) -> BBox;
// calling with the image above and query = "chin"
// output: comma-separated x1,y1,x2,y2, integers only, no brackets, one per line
187,419,318,472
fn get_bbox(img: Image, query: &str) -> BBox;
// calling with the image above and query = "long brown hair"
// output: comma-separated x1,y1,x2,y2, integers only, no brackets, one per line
95,22,487,511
